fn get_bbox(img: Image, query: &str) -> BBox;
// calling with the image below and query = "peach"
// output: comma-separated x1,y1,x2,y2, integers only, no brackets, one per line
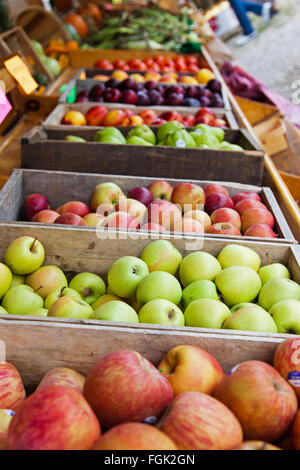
129,73,145,83
147,200,182,231
93,422,177,450
103,109,126,127
85,105,108,126
31,210,60,224
159,75,177,84
204,184,230,198
8,385,101,450
235,198,267,216
128,115,144,126
183,210,211,232
148,180,173,201
160,392,243,450
103,211,140,230
139,109,158,124
93,74,109,81
158,345,224,397
171,182,206,212
211,208,241,230
243,224,277,238
36,367,85,394
241,208,275,233
181,218,204,234
179,76,199,85
61,110,86,126
0,362,26,410
59,201,90,218
145,72,161,81
207,222,241,236
54,213,87,226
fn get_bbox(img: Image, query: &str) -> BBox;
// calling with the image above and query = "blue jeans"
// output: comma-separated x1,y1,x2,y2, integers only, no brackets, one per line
229,0,264,35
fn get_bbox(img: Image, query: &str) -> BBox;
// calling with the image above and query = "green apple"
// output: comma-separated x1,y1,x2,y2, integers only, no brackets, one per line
26,265,68,299
11,274,25,288
5,236,45,275
108,256,148,299
258,277,300,311
44,287,82,310
223,306,277,333
0,263,12,299
27,308,48,317
92,293,121,310
179,251,222,287
217,244,261,271
136,271,182,306
192,124,224,142
138,299,184,326
0,306,8,315
126,136,153,146
2,285,44,315
140,240,182,275
230,302,266,314
184,299,231,329
93,127,126,144
69,272,106,305
269,299,300,334
182,280,219,310
65,135,86,143
48,296,93,319
215,266,262,307
258,263,291,285
128,125,156,145
156,120,184,143
91,300,139,323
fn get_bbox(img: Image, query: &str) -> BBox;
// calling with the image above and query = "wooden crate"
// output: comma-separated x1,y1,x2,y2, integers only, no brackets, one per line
21,125,264,186
280,171,300,209
0,169,296,244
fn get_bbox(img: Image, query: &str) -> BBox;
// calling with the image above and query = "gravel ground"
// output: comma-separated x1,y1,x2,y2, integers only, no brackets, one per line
225,0,300,101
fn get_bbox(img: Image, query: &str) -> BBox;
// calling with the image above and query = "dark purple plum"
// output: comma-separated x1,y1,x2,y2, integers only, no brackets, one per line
182,97,200,107
75,96,89,103
77,90,89,99
165,92,184,106
105,78,121,89
103,87,122,103
136,91,151,106
167,85,184,95
144,81,159,91
89,84,105,100
120,78,139,91
149,89,162,105
121,89,138,105
199,96,211,107
185,86,199,98
207,79,222,93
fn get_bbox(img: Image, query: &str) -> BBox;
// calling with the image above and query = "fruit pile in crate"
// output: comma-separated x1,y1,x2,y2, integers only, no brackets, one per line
25,181,276,238
0,233,299,335
2,340,300,450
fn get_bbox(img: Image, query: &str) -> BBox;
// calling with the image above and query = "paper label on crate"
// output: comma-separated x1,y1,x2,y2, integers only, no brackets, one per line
176,139,186,148
287,371,300,388
4,56,38,95
0,88,12,124
226,364,240,376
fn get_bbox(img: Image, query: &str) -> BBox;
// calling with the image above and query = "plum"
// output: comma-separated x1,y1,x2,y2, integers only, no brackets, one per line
103,88,122,103
121,89,138,105
120,78,138,91
144,81,159,91
89,84,105,100
105,78,121,89
207,79,222,93
136,91,151,106
182,97,200,107
149,89,163,105
185,86,199,98
165,93,184,106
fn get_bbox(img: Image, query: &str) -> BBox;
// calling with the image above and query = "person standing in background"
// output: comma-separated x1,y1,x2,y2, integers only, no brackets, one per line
229,1,279,47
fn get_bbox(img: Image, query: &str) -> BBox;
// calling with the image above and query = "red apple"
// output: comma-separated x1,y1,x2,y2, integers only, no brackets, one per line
36,367,85,394
232,191,262,205
25,193,50,221
103,211,140,230
58,201,90,218
83,350,173,428
214,360,298,441
234,198,267,216
85,106,108,126
140,223,166,232
8,385,101,450
0,362,26,410
159,392,243,450
273,338,300,401
31,210,60,224
0,409,14,449
160,111,183,123
158,345,224,397
148,180,173,201
195,107,215,118
204,184,230,198
127,187,154,207
115,198,147,224
292,410,300,449
244,224,277,238
205,193,234,215
93,422,177,450
211,208,241,230
54,213,87,226
147,200,182,231
241,207,275,233
171,182,206,212
181,218,204,234
234,441,281,450
182,115,196,127
207,222,241,236
138,110,158,124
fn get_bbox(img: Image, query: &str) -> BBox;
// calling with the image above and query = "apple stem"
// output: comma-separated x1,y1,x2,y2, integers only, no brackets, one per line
30,238,37,252
266,253,270,265
34,285,43,294
60,286,66,296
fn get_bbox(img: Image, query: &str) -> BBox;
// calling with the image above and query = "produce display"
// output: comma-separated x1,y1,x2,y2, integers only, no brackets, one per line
61,106,227,128
73,77,224,108
1,340,300,450
23,181,277,238
0,234,299,334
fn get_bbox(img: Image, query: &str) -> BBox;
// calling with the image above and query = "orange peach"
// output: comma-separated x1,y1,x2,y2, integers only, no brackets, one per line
111,70,128,81
145,72,161,81
171,182,206,212
103,109,126,127
61,110,87,126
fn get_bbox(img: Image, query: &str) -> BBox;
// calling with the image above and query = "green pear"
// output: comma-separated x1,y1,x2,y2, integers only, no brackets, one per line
138,299,184,326
2,285,44,315
258,277,300,311
126,136,152,146
65,135,87,143
179,251,222,287
182,280,219,310
156,120,185,143
189,131,220,148
269,299,300,334
220,142,243,151
0,306,8,315
93,127,126,144
192,123,225,142
165,129,196,148
11,274,25,288
223,306,278,333
136,271,182,306
217,244,261,271
91,300,139,323
215,266,262,307
140,240,182,276
108,256,149,299
258,263,290,285
184,298,231,329
128,125,156,145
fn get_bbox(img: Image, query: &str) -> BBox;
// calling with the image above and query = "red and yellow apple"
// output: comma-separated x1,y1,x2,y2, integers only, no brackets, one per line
0,362,26,410
171,183,206,212
36,367,85,394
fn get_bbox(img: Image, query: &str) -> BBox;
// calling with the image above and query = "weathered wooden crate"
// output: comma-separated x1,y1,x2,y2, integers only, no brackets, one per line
0,169,296,244
21,125,264,185
0,227,298,389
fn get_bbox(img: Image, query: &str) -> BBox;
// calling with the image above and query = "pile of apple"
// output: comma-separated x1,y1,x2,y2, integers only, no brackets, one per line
74,78,224,108
91,67,216,86
61,106,226,128
0,234,299,336
24,181,277,239
2,339,300,450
